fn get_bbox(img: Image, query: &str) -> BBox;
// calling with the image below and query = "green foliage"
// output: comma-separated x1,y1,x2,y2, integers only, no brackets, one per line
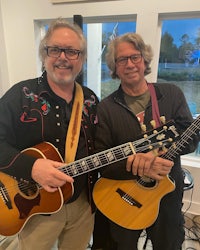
160,31,200,64
158,68,200,81
160,32,179,63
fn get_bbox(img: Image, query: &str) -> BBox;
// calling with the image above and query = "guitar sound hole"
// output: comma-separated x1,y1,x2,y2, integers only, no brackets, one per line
137,176,157,188
18,181,39,198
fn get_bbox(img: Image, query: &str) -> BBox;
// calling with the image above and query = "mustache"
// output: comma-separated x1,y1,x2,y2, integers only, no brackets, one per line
54,58,72,68
54,62,72,68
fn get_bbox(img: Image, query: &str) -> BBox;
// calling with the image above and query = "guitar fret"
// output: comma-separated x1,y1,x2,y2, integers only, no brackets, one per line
64,164,77,176
70,161,88,175
98,149,116,165
97,153,109,165
85,158,95,170
118,145,133,158
96,144,133,165
80,160,89,171
91,156,101,167
71,164,78,175
113,148,124,160
106,151,115,162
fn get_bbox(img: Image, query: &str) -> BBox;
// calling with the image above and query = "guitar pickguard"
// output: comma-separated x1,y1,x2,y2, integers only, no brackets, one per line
14,193,41,219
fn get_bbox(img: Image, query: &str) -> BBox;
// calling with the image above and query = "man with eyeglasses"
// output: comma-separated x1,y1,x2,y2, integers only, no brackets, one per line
92,33,199,250
0,18,99,249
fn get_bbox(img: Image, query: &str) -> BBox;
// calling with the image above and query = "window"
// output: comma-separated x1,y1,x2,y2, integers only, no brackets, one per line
159,18,200,157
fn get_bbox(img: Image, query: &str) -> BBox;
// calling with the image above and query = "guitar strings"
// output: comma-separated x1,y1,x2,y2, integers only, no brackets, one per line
0,139,161,206
61,139,171,177
67,124,174,177
0,140,153,199
163,119,200,161
0,125,177,205
0,126,176,206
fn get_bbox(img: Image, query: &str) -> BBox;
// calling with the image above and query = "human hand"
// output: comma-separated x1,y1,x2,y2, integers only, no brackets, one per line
126,151,174,181
31,158,74,192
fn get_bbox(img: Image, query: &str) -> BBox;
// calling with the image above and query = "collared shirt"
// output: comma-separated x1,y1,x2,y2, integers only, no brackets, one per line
0,71,99,202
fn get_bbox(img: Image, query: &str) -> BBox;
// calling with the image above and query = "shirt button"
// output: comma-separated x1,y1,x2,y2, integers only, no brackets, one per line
56,139,60,142
56,106,59,109
56,114,59,118
57,123,61,126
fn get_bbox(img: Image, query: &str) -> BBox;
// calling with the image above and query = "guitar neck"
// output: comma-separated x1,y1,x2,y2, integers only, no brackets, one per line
59,121,178,178
163,116,200,161
60,142,136,178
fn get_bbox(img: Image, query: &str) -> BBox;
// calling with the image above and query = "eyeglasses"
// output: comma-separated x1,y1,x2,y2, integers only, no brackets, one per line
45,46,82,60
115,54,142,66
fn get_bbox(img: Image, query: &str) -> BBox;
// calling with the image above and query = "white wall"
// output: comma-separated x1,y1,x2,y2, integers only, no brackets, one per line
1,0,200,93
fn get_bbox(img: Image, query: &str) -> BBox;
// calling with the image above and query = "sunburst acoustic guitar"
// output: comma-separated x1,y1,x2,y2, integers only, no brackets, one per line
93,116,200,230
0,121,178,236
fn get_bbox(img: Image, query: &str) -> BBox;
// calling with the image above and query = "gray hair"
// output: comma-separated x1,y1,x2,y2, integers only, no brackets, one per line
106,33,153,79
39,17,87,70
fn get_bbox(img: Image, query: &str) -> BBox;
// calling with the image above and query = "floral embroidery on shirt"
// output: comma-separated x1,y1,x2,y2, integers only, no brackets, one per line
83,94,97,125
23,87,51,115
83,95,96,116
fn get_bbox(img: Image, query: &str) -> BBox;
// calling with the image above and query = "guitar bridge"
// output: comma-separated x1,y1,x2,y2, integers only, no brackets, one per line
116,188,142,208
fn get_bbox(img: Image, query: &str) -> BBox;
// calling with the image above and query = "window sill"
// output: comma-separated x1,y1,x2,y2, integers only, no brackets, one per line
181,155,200,168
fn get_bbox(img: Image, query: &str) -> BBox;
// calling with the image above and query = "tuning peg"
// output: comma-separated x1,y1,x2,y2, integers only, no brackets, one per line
160,116,166,124
150,120,156,129
141,123,146,132
161,146,168,153
151,149,158,156
172,142,177,149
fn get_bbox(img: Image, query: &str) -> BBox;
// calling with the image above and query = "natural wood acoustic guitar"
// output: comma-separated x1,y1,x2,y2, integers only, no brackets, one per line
93,116,200,230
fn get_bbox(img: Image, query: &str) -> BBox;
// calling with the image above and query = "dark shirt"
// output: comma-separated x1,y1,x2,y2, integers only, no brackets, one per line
95,83,199,191
0,71,99,202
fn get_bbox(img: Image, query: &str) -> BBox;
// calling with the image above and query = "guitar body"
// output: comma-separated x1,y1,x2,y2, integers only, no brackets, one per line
22,142,74,203
0,142,73,236
0,121,179,236
93,176,175,230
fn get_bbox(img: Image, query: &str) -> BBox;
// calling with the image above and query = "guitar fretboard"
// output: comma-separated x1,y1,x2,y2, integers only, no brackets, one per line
59,121,177,177
61,142,135,177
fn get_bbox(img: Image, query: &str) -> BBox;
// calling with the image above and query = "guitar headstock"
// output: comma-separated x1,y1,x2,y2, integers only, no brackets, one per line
134,120,179,153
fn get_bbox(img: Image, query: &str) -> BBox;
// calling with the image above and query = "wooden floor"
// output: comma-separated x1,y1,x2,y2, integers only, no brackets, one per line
1,213,200,250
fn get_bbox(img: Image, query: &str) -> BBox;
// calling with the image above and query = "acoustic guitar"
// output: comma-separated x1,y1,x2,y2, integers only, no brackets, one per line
0,121,178,236
93,116,200,230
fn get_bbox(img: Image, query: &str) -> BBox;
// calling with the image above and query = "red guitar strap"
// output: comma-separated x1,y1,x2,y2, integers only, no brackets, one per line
148,83,161,128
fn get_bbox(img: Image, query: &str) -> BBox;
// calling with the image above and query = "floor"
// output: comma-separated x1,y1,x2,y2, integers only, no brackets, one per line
0,213,200,250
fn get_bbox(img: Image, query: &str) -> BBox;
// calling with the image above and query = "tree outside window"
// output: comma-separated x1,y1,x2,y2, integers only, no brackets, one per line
158,19,200,156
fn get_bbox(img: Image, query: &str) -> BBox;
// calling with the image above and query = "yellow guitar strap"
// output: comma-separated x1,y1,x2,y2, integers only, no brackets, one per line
65,82,83,163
